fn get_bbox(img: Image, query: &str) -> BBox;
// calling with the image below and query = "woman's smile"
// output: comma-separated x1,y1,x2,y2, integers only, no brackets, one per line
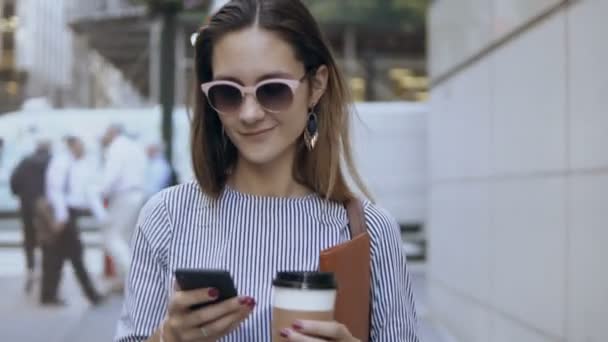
238,125,277,138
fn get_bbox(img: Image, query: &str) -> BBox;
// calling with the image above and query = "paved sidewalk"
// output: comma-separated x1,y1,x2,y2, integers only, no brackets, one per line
0,271,123,342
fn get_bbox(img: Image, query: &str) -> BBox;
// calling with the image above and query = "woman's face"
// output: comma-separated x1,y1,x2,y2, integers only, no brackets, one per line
210,27,327,167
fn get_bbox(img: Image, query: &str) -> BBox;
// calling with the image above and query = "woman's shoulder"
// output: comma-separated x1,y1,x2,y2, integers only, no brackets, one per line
136,181,208,238
359,199,402,248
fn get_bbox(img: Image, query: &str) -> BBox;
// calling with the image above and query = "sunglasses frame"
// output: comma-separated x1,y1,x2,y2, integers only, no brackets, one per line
200,74,308,114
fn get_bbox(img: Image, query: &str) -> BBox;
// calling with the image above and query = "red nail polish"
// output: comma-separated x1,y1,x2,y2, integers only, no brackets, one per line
280,328,290,338
208,288,219,298
292,321,303,331
246,297,256,308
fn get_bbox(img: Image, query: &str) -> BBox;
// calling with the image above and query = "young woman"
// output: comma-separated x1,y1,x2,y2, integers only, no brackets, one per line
115,0,419,341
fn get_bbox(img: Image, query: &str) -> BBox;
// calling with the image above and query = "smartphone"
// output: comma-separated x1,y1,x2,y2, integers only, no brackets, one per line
174,269,238,310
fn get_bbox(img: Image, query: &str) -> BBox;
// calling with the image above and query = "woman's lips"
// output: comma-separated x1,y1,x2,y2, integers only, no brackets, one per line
240,126,276,137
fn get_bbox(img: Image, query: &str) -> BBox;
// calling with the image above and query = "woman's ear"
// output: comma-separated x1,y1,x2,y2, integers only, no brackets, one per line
309,65,329,107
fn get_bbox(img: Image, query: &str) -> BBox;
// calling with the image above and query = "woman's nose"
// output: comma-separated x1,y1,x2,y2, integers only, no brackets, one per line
239,94,265,124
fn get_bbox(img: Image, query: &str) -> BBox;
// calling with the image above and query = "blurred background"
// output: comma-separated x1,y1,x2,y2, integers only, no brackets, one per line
0,0,605,341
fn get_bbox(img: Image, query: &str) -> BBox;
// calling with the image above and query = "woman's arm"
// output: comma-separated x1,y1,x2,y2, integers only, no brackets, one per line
365,203,420,342
114,193,172,342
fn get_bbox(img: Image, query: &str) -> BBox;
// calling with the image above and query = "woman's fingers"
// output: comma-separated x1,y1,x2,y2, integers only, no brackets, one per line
165,287,257,341
283,320,352,341
168,287,218,314
281,329,323,342
180,301,254,341
179,296,254,328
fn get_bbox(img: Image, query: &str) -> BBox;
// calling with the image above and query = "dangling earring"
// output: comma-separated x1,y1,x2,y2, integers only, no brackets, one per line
303,109,319,151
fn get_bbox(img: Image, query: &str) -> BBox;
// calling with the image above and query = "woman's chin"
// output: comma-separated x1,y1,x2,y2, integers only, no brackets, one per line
236,143,294,168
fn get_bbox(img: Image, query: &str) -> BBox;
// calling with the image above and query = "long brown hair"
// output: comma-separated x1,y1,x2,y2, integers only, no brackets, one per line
191,0,370,203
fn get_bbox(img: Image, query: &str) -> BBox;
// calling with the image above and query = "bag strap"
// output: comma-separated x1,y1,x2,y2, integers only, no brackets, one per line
344,198,372,341
345,198,366,237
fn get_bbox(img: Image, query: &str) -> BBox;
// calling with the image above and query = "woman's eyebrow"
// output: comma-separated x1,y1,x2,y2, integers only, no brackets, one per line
255,71,295,82
213,75,244,84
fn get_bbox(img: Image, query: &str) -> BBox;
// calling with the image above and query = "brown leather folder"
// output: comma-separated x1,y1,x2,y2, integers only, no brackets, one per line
319,199,371,342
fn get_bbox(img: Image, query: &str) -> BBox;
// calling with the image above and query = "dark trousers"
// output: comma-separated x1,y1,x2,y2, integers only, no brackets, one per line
19,203,37,270
40,209,99,302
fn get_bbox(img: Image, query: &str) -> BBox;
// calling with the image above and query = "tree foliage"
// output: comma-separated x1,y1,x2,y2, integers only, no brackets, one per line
303,0,428,32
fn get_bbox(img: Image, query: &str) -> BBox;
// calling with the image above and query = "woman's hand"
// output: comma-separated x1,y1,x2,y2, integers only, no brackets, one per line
160,286,256,342
280,320,360,342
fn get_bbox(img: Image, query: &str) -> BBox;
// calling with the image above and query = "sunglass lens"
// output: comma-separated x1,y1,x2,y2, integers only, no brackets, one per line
208,84,242,113
257,83,293,112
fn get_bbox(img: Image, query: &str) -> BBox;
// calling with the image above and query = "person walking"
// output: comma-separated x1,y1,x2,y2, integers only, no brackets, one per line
98,124,147,291
144,142,173,198
43,135,105,306
10,140,52,293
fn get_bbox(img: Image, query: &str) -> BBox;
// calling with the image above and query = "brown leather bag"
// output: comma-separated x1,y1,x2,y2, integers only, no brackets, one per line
319,199,371,342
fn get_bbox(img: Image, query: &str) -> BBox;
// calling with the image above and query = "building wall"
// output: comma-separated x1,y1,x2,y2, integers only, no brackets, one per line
15,0,73,102
428,1,607,341
14,0,146,108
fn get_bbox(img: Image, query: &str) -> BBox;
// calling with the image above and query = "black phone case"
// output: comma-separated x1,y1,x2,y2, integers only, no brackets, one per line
174,269,238,310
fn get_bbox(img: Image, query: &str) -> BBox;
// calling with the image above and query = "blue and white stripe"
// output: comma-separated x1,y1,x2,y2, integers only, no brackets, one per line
114,181,419,341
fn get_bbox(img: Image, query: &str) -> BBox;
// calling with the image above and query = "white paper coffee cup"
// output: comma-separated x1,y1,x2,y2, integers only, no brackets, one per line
271,272,337,341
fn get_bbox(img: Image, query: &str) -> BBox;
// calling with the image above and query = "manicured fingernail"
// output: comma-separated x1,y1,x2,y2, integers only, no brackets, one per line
208,288,219,298
280,328,291,338
292,321,303,331
239,297,255,307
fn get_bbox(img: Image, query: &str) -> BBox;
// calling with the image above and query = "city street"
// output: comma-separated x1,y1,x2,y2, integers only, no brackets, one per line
2,0,605,340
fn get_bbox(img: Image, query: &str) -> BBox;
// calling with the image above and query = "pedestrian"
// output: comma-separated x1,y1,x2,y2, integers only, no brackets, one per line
43,135,104,306
9,139,51,293
144,142,173,198
115,1,419,341
98,124,147,292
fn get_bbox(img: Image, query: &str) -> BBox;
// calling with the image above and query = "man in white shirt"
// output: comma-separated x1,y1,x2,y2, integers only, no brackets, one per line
98,124,147,290
43,136,104,306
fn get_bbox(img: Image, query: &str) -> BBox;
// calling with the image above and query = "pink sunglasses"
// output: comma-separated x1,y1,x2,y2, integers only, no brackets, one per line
201,74,307,114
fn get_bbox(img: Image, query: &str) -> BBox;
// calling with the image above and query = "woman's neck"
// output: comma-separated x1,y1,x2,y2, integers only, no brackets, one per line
229,151,310,198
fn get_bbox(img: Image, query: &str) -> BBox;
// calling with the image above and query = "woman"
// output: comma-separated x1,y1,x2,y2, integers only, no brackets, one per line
115,0,419,341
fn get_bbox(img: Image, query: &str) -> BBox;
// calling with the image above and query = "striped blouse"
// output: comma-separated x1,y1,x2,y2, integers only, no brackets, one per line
114,182,419,341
